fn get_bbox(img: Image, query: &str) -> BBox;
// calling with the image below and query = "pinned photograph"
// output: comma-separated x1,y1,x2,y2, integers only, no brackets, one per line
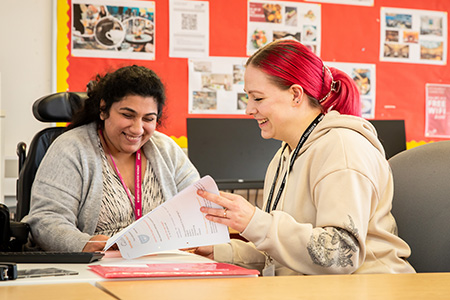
72,1,155,60
420,16,443,36
383,43,409,58
403,31,419,43
385,30,399,42
385,13,412,29
192,91,217,111
420,41,444,61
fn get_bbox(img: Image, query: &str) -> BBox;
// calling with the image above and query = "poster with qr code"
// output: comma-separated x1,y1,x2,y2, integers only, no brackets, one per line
169,1,209,58
72,0,155,60
247,1,321,56
188,57,249,114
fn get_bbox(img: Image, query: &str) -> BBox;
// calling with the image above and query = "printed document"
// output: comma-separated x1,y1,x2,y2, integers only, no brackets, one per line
104,176,230,259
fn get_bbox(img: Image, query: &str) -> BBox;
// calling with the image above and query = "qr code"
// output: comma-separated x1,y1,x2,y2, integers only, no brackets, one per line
181,13,197,30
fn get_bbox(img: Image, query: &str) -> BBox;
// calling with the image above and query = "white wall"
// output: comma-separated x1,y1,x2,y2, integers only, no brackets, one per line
0,0,54,205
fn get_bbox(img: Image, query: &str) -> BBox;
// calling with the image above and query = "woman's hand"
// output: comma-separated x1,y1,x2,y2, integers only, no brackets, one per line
198,190,256,233
181,246,214,259
82,234,110,252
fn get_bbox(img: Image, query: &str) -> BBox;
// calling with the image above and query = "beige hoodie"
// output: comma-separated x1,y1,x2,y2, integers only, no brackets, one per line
214,111,415,275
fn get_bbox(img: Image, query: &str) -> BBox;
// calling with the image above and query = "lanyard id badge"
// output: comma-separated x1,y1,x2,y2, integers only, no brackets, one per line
100,130,143,220
265,113,324,213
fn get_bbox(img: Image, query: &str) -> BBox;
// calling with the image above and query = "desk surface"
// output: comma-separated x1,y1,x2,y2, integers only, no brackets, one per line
2,250,211,286
0,282,115,300
97,272,450,300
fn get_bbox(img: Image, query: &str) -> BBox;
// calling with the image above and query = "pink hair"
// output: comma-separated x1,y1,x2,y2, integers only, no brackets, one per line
246,39,361,116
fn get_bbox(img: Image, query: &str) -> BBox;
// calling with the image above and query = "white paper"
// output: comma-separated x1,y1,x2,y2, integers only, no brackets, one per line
380,7,447,65
188,57,248,114
104,176,230,259
169,0,209,58
247,1,322,56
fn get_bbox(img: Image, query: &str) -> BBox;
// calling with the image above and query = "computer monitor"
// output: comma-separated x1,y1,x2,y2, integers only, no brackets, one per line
368,119,406,159
186,118,406,190
186,118,281,190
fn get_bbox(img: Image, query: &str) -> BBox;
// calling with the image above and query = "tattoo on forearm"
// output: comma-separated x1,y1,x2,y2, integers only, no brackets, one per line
307,215,359,268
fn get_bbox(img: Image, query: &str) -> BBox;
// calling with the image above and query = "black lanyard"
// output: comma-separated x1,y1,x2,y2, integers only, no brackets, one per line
265,113,324,213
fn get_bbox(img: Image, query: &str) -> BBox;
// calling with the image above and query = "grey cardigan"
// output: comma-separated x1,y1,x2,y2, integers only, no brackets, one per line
24,123,200,251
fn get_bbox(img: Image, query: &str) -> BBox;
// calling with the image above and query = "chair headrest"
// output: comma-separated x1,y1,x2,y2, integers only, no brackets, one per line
32,92,88,122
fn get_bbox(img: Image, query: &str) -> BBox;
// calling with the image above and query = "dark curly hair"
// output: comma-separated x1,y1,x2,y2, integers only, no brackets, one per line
67,65,166,130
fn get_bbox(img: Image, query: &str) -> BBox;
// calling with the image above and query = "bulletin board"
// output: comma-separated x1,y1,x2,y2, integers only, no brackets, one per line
55,0,450,148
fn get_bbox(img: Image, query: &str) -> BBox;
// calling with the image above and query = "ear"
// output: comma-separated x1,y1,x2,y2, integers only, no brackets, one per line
290,84,304,106
99,99,107,120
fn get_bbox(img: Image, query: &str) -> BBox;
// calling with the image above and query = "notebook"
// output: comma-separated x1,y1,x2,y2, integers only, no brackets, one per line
89,262,260,278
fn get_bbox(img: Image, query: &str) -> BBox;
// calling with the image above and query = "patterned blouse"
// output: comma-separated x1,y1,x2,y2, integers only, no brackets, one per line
95,137,164,236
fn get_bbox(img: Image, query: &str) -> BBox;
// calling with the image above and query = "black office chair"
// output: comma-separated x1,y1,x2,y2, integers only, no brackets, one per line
15,92,87,222
1,92,86,250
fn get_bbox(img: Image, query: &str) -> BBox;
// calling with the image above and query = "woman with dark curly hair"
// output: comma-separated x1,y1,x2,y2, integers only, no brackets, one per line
25,65,199,252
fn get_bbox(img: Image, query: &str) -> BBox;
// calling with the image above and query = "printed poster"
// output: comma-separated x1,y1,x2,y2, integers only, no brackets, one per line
169,0,209,58
305,0,373,6
425,84,450,138
380,7,447,65
326,62,376,119
188,57,248,115
247,1,321,56
72,0,155,60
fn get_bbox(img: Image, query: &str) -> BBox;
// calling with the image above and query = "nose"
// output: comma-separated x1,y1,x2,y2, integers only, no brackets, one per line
245,99,257,116
130,119,144,135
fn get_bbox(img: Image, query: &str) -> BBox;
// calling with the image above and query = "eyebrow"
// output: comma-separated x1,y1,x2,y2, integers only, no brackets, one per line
244,89,261,94
119,107,158,116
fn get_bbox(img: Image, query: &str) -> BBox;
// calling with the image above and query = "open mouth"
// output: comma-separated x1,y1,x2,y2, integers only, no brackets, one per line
258,119,269,125
123,132,142,141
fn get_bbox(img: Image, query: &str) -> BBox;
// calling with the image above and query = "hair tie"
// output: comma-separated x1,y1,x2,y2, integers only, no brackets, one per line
319,65,341,103
331,79,341,93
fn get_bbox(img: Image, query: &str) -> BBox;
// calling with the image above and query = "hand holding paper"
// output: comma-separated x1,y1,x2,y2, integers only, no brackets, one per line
104,176,230,259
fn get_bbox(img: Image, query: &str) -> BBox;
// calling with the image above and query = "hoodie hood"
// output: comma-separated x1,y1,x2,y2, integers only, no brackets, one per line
299,111,386,158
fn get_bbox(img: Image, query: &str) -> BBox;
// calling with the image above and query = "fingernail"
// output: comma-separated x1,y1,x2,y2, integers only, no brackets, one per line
198,189,204,195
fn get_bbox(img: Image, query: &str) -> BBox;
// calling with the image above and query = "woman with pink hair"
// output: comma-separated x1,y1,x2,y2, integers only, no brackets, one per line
193,39,415,275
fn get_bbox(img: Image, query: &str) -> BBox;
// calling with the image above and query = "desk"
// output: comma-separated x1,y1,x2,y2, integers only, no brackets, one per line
0,282,115,300
1,250,211,286
97,273,450,300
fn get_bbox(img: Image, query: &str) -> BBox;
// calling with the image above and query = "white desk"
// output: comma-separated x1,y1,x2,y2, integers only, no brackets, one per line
1,250,211,286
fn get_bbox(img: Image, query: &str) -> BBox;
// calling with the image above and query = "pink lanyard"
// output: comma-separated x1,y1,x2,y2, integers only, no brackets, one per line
100,130,142,220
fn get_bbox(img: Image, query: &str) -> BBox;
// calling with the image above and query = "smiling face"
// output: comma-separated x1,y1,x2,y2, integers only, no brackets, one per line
244,65,322,149
244,65,296,143
101,94,158,156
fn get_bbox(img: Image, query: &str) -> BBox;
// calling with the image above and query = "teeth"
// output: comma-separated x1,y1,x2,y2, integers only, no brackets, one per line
258,119,268,124
125,134,141,141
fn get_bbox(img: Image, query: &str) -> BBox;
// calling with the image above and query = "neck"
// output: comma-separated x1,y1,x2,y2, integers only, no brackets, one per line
286,111,322,150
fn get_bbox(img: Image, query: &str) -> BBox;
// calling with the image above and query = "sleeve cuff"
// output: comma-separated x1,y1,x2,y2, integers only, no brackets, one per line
213,242,233,263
